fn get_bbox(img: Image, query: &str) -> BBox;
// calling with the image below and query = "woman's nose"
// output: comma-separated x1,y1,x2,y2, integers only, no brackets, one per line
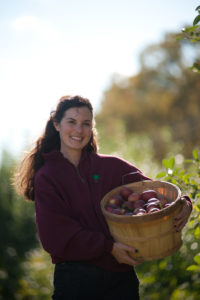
75,124,83,132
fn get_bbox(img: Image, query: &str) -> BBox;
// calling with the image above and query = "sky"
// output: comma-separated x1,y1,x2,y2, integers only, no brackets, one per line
0,0,199,157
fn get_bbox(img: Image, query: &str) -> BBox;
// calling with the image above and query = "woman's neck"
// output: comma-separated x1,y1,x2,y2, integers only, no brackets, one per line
61,149,82,167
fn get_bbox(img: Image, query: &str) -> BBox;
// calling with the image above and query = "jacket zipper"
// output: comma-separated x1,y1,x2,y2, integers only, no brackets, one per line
75,166,85,183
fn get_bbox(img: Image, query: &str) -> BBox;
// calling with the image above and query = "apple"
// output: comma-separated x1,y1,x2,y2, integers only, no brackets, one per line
147,197,160,203
105,205,114,213
147,198,161,208
140,190,158,202
128,192,140,202
112,208,125,215
108,194,124,206
134,208,146,215
106,203,119,209
148,207,160,213
164,201,174,208
124,211,134,216
137,212,146,216
122,201,135,211
146,202,161,213
133,199,145,209
119,187,133,199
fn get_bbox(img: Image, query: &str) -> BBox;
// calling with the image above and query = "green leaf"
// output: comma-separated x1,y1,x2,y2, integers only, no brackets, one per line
156,172,167,178
194,253,200,265
183,25,199,33
178,170,185,179
194,227,200,239
169,178,178,184
184,159,194,164
168,157,175,170
162,159,169,169
186,265,200,271
193,149,199,160
193,15,200,26
190,179,198,185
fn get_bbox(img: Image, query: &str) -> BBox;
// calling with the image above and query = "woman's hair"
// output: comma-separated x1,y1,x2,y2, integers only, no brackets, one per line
14,95,98,201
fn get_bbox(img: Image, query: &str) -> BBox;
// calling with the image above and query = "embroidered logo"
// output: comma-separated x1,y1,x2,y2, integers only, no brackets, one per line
92,174,100,183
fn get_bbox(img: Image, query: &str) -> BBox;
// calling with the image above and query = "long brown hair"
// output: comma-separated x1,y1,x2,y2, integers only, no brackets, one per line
14,95,98,201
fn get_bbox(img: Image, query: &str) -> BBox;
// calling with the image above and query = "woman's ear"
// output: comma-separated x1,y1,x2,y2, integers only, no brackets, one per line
53,120,60,132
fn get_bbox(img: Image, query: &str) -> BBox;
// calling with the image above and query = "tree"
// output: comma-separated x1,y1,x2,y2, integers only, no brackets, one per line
96,31,200,161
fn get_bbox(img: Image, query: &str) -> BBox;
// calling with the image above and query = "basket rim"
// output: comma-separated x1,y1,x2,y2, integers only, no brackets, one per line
101,180,182,223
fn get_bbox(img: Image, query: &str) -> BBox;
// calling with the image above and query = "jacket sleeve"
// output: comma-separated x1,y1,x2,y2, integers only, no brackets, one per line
112,156,151,185
34,172,113,262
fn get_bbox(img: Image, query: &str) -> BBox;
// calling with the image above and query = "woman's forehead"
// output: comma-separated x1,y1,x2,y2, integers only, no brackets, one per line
63,107,92,120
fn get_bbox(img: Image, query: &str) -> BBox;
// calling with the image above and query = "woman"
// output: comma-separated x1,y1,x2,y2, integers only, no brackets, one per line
15,95,192,299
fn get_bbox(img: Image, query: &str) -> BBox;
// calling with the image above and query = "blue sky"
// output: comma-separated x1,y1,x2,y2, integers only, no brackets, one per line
0,0,199,157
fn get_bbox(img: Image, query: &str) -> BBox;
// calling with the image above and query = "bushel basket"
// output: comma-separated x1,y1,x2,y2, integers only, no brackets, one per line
101,180,183,262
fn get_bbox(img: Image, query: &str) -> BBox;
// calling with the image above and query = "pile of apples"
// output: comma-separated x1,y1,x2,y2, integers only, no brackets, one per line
105,186,174,216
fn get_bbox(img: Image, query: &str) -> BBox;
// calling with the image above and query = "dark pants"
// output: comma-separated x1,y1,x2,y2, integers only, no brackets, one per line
52,261,140,300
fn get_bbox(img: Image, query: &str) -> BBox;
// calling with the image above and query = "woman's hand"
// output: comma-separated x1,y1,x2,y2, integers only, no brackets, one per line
174,197,192,232
111,242,141,267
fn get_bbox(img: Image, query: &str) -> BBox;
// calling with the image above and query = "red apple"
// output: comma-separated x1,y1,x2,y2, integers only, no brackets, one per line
122,201,135,211
134,208,146,215
119,187,133,199
137,212,146,216
133,199,145,209
112,208,124,215
147,198,161,208
164,201,174,208
147,197,160,203
140,190,158,202
146,202,161,213
124,211,134,216
105,205,114,213
148,207,160,213
108,194,124,206
128,192,140,202
106,203,119,209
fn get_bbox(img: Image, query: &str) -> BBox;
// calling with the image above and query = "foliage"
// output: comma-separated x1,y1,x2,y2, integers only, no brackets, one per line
136,149,200,299
16,249,54,300
0,150,39,299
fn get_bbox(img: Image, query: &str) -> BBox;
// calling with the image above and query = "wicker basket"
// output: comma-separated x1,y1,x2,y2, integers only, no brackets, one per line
101,180,183,262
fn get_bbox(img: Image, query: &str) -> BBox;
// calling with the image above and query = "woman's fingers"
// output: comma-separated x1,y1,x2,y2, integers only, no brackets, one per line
111,242,141,266
174,199,192,231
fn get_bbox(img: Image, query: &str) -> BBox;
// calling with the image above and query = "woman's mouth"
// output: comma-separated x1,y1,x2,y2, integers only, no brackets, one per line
71,136,83,141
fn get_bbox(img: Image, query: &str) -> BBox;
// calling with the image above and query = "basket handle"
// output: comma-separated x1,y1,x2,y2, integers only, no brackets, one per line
122,171,143,185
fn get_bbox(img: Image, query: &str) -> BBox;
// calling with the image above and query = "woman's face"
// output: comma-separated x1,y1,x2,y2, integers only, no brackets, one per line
54,106,93,157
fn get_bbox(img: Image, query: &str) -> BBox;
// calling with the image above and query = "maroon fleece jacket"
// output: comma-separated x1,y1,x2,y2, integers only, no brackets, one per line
34,150,150,272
